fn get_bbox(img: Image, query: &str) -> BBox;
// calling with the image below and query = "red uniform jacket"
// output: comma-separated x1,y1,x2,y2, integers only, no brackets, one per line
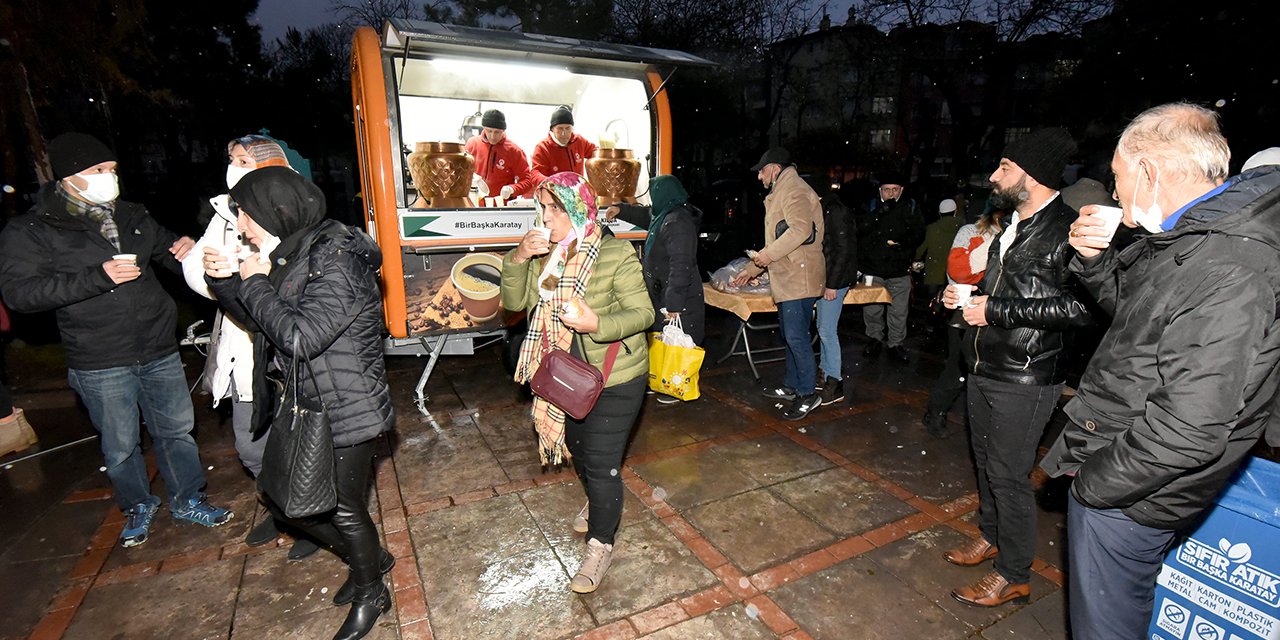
465,135,536,197
531,133,598,179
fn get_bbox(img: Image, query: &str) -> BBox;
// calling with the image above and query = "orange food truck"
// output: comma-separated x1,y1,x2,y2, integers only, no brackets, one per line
350,19,713,412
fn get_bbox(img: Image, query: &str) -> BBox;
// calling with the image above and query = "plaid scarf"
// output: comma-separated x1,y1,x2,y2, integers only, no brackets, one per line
514,230,603,465
59,185,120,251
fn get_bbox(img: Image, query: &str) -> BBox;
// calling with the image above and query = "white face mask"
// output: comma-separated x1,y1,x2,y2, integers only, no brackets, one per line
226,165,253,189
258,234,282,260
69,172,119,204
1129,166,1164,233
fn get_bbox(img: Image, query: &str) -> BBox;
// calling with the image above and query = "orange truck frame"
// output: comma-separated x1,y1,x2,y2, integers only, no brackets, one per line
351,19,712,412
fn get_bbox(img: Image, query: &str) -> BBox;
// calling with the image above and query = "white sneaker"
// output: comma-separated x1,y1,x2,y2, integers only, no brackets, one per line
573,502,589,534
570,538,614,593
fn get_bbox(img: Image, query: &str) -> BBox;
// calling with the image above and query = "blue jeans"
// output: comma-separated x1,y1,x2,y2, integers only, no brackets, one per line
777,297,818,396
815,287,848,380
68,352,207,510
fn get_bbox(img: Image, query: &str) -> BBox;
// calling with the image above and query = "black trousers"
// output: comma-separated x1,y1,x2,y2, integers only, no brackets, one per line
0,379,11,417
266,438,381,584
967,375,1061,584
925,325,967,416
565,375,646,545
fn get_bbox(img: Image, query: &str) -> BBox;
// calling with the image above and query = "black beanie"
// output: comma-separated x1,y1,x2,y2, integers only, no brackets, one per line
481,109,507,130
550,106,574,128
1002,128,1077,189
48,132,117,180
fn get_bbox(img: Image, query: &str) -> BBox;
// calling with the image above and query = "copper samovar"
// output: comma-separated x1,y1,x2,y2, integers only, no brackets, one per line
406,142,475,208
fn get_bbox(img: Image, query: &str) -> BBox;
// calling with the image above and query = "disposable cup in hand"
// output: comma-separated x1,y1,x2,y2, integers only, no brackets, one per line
952,284,975,308
216,245,240,277
1087,206,1124,242
113,253,137,265
862,275,875,287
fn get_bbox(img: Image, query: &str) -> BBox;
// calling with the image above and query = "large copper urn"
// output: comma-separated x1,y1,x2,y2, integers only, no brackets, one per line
585,148,641,207
407,142,475,208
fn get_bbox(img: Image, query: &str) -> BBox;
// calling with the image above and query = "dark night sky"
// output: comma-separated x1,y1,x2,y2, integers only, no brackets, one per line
249,0,859,44
252,0,337,44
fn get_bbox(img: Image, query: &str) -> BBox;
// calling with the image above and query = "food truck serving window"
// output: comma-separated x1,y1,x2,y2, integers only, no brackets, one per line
395,56,654,206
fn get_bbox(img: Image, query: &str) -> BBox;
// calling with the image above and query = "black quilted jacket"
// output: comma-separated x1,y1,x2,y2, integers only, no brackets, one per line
209,220,393,447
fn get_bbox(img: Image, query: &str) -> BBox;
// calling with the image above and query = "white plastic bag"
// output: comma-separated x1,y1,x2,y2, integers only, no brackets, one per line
659,314,696,348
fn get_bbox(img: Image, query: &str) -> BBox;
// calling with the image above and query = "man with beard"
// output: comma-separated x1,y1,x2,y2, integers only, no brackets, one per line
941,127,1090,606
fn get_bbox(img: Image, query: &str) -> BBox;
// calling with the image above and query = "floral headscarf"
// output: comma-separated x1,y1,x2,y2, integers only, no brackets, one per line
515,172,605,465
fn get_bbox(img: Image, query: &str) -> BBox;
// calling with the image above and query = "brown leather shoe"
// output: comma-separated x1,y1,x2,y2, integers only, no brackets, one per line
943,537,998,566
951,571,1030,607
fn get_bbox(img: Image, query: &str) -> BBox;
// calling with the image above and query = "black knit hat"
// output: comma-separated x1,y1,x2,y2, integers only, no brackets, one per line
750,147,791,172
48,132,117,180
1002,128,1077,189
481,109,507,130
550,105,574,128
877,171,905,187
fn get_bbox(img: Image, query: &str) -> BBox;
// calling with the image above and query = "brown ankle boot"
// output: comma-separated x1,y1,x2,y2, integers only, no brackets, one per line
951,571,1030,607
943,536,998,566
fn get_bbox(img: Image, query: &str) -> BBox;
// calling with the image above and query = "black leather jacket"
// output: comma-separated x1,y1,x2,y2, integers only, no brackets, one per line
962,196,1091,385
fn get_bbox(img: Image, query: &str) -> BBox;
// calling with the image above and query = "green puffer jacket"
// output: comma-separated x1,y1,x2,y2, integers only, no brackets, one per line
502,234,654,386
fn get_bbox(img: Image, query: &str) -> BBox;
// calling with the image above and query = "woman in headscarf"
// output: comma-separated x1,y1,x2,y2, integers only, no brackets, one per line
181,135,321,558
202,167,394,640
503,172,653,593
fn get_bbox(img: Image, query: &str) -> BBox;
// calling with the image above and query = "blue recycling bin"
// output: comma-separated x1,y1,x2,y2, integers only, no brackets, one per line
1149,456,1280,640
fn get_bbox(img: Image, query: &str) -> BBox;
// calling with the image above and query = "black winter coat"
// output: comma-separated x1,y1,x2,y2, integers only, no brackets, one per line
209,220,393,447
822,194,858,289
1042,167,1280,529
856,197,924,277
642,205,705,345
962,197,1091,385
0,183,182,370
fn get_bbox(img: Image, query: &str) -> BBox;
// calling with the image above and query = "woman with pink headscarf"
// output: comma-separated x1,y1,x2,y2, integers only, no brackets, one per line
503,172,653,593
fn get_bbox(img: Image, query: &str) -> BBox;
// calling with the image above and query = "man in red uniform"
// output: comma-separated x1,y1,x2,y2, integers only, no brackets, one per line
531,105,597,179
465,109,536,200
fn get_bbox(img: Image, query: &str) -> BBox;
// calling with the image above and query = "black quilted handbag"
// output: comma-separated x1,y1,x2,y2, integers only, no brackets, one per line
257,331,337,518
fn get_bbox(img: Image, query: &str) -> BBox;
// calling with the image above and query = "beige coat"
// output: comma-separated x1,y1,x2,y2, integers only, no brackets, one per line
743,167,825,302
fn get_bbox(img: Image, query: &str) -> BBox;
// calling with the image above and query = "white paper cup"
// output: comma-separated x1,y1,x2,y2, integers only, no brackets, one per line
862,275,875,287
215,245,241,277
1087,206,1124,242
531,227,550,242
952,283,975,308
113,253,137,265
494,196,507,208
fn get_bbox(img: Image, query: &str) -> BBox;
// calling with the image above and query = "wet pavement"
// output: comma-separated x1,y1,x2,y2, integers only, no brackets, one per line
0,311,1076,640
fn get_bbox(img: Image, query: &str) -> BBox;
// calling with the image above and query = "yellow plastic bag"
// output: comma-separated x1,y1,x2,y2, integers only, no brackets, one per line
648,331,705,401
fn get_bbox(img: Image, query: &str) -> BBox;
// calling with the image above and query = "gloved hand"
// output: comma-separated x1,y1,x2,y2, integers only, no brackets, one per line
910,261,924,272
472,174,490,198
500,185,515,199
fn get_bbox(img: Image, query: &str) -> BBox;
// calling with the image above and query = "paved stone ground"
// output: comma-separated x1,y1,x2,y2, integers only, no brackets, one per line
1,311,1077,640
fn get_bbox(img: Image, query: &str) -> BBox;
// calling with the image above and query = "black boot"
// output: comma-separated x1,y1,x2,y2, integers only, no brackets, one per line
245,514,279,547
333,579,391,640
922,411,951,438
334,549,396,605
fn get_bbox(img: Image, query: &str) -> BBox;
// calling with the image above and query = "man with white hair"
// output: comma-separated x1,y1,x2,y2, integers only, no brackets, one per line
1041,103,1280,640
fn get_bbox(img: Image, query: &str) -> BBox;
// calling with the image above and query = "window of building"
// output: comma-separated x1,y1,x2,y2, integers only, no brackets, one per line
870,128,893,148
1004,127,1031,144
872,96,894,115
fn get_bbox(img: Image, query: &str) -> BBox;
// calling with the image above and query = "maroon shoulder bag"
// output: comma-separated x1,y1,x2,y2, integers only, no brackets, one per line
529,333,621,420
